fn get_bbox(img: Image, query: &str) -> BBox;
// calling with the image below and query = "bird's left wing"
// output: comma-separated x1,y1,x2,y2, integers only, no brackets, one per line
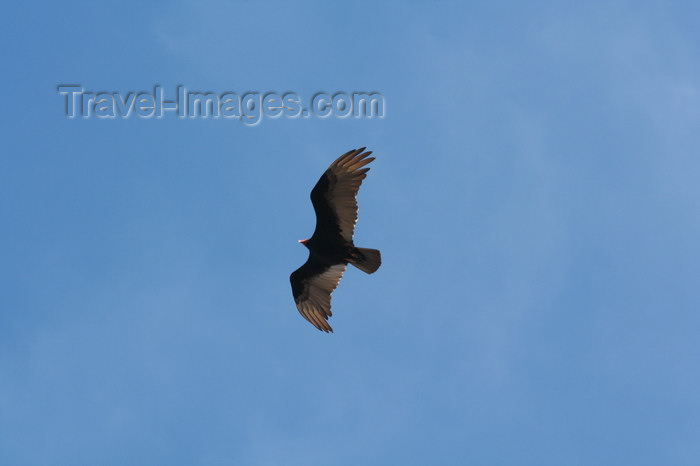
310,148,374,243
290,258,347,332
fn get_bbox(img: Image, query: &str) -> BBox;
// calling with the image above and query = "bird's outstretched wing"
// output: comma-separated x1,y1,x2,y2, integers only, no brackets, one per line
290,258,347,332
310,148,374,243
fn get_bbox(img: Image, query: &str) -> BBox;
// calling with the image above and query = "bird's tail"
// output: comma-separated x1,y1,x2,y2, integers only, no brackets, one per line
350,247,382,274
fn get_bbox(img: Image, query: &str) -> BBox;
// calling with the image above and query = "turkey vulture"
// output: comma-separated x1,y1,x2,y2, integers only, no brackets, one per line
290,147,381,332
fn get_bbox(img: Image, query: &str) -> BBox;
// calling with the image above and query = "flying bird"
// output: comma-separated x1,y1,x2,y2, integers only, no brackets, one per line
290,147,381,332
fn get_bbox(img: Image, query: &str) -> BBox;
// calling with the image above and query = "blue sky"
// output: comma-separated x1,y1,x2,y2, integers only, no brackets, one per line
2,1,700,464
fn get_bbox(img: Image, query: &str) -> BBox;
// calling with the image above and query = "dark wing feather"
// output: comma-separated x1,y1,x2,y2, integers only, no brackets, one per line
310,148,374,243
290,256,347,332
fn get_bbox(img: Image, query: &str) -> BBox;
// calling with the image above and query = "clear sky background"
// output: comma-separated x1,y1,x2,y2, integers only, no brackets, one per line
2,2,700,465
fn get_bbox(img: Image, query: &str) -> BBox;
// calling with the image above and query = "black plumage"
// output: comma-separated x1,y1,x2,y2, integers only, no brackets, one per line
290,148,381,332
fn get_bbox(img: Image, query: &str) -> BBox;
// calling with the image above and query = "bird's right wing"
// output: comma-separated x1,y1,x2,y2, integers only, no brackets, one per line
290,259,347,332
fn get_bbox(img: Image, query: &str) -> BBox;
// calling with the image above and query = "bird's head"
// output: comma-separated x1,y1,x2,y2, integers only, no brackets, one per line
298,238,310,248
